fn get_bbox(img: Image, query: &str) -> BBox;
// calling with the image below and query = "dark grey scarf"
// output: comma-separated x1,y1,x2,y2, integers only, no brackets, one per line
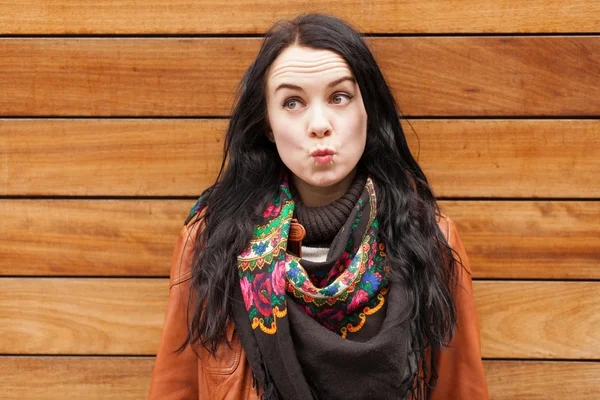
231,174,416,399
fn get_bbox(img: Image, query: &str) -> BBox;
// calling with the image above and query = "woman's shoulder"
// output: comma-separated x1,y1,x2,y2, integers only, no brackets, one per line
184,184,220,226
435,212,456,243
436,212,472,276
168,205,207,288
184,196,204,226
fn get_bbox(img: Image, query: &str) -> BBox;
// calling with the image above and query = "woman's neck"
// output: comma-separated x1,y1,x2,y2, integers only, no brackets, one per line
291,169,367,245
291,168,358,207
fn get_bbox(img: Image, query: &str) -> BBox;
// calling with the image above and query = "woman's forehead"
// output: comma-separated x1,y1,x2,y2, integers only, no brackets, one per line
267,46,354,89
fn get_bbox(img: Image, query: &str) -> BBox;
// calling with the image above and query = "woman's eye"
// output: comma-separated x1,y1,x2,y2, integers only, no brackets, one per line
283,99,302,110
332,93,353,105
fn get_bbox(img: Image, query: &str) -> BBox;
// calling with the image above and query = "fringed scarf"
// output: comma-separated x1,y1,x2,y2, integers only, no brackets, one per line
189,174,415,399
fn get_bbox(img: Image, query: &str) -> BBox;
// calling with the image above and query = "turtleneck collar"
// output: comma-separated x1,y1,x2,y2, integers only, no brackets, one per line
290,169,368,245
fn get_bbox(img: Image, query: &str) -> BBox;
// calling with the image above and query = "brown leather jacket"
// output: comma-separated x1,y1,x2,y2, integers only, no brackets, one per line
149,214,489,399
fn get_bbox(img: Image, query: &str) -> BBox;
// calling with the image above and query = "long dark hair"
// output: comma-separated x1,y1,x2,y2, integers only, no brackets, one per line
182,13,460,399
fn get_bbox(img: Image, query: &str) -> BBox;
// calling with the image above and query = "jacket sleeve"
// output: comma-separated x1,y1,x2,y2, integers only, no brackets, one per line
148,221,201,399
430,216,489,400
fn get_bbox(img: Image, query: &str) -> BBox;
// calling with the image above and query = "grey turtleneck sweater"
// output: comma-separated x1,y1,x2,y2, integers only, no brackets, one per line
290,170,368,262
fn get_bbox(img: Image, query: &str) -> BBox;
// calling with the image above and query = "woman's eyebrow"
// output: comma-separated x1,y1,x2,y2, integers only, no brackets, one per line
274,76,356,93
327,76,356,88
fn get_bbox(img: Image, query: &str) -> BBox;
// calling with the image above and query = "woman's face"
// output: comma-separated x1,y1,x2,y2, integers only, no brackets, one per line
265,45,368,194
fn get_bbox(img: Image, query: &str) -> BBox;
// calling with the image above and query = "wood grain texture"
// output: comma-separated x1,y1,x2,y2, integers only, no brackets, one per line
2,119,598,197
1,279,598,359
0,356,154,400
374,37,600,116
403,120,600,198
0,39,250,117
1,2,597,397
0,278,168,355
0,199,187,276
1,198,598,279
441,201,600,280
0,1,598,34
1,37,599,116
0,119,224,196
1,357,599,400
483,360,600,399
476,281,600,359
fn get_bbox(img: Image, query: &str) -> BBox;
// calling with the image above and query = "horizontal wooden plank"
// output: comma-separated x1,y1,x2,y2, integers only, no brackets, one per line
375,37,600,116
1,357,599,400
0,119,224,197
476,281,600,359
0,199,185,276
0,39,248,117
1,279,598,359
1,37,599,116
2,198,598,279
404,120,600,198
483,360,600,399
0,1,598,34
0,279,168,355
441,201,600,280
0,356,153,400
2,119,598,198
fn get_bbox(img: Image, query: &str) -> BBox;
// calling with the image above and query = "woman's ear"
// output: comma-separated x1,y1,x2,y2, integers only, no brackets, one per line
266,130,275,143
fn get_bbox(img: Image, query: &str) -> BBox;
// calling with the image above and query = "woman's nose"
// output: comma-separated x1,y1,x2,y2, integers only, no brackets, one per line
308,105,332,137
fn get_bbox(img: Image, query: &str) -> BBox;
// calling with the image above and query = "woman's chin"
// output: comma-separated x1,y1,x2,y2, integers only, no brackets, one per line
293,168,352,189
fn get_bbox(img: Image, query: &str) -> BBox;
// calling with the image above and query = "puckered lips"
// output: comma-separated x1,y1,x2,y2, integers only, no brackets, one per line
310,148,335,165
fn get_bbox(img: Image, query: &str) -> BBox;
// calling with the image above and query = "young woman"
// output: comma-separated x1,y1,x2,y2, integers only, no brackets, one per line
149,13,488,400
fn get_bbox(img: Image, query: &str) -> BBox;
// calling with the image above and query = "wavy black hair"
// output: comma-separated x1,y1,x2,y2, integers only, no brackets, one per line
181,13,460,400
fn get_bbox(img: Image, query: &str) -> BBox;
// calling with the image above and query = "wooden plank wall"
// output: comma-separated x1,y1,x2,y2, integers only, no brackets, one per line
1,1,599,398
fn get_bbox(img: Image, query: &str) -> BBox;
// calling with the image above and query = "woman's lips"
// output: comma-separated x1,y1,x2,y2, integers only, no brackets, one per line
310,149,335,165
313,155,333,164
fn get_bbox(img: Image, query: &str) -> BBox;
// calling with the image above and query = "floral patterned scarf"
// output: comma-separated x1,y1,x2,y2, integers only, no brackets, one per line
237,174,391,338
188,173,412,399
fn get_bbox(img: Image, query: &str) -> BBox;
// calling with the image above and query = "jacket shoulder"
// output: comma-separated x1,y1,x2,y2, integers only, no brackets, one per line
435,212,453,243
169,207,206,288
435,212,472,275
184,196,204,226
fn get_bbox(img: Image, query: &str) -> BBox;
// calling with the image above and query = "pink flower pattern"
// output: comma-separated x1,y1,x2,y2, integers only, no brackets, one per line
240,275,254,308
347,289,369,313
235,176,389,336
272,259,286,296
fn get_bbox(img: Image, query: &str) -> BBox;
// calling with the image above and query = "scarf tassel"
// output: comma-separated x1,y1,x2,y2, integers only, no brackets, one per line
251,356,279,400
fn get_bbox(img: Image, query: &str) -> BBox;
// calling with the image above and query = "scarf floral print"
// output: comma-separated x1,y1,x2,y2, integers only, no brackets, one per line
187,175,416,399
234,174,391,338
